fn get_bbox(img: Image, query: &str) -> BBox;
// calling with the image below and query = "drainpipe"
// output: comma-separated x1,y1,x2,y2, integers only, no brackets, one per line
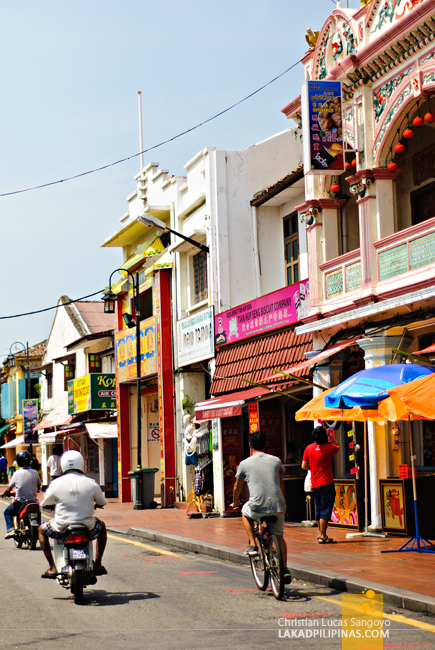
251,205,261,298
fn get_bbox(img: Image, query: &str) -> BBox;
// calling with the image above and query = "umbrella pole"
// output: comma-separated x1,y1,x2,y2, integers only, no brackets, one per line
382,417,435,554
347,418,387,539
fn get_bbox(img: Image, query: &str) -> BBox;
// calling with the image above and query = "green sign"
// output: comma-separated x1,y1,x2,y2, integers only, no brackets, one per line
68,374,116,414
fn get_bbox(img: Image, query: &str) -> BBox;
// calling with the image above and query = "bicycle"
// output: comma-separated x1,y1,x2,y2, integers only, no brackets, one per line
250,515,285,600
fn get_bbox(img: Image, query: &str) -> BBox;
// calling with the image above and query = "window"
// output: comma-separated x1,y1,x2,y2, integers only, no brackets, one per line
193,251,208,304
411,180,435,225
47,369,53,399
88,354,101,373
284,212,299,286
138,289,153,321
63,361,75,391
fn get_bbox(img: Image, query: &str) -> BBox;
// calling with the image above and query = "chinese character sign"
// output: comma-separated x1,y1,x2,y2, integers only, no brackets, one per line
302,80,344,175
23,399,39,445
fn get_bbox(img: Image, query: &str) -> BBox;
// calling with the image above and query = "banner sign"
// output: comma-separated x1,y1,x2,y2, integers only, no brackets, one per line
115,316,157,382
68,374,116,414
301,80,344,175
23,399,39,444
177,307,214,366
215,280,309,347
248,403,260,434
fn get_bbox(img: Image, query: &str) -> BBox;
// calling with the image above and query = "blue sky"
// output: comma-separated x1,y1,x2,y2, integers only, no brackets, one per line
0,0,360,355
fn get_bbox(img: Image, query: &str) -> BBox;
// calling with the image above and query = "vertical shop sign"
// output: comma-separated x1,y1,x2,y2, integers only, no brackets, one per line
248,403,260,434
211,419,218,451
153,273,165,483
301,80,344,175
22,399,39,444
147,421,160,443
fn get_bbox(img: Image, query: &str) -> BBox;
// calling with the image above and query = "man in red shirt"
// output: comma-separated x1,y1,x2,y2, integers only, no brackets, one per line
302,425,339,544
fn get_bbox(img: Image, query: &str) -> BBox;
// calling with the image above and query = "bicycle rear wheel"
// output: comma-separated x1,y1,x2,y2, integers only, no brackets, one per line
250,538,269,591
269,534,284,600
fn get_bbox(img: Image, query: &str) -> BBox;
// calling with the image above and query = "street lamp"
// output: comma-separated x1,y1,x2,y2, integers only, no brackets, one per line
102,268,144,509
137,214,209,254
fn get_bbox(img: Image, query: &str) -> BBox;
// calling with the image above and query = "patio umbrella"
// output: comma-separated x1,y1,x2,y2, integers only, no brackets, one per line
378,373,435,554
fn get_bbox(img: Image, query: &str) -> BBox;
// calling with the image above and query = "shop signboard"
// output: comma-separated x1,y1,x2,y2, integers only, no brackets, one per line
22,398,39,444
301,80,344,175
248,403,259,434
177,307,214,367
215,280,309,347
115,316,157,382
68,374,116,414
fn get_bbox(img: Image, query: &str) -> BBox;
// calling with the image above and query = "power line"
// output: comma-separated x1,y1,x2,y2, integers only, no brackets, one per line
0,290,104,320
0,13,355,199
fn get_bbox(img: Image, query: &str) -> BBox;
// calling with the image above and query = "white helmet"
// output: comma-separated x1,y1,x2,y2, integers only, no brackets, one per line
60,450,85,474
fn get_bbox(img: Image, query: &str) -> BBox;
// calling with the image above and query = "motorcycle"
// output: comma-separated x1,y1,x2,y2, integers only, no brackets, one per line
12,499,41,550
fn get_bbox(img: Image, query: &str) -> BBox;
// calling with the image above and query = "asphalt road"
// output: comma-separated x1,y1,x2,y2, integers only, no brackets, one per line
1,500,435,649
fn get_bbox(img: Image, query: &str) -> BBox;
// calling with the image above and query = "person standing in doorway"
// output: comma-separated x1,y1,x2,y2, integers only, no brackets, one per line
0,453,8,484
47,446,62,482
302,425,339,544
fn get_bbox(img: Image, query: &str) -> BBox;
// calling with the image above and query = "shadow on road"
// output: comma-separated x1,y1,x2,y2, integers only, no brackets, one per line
53,590,161,607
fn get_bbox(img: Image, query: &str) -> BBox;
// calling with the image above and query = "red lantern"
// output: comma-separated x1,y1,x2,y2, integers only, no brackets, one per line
413,116,423,127
403,128,414,139
388,162,398,172
394,143,405,154
345,161,352,171
330,183,340,193
351,158,357,168
424,112,435,123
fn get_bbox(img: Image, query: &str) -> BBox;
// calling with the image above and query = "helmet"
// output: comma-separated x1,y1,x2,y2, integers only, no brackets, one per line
16,450,31,467
60,450,85,474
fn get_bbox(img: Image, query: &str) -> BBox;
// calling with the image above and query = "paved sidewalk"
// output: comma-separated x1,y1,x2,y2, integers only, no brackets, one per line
3,485,434,615
99,498,435,615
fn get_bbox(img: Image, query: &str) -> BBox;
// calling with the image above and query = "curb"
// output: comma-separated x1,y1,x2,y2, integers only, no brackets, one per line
107,525,435,616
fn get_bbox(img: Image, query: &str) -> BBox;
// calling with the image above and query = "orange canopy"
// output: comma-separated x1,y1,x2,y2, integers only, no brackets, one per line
378,373,435,421
295,388,382,422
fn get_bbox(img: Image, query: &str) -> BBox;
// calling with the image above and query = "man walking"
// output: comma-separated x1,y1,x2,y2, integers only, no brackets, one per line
46,446,62,482
231,430,291,583
302,425,339,544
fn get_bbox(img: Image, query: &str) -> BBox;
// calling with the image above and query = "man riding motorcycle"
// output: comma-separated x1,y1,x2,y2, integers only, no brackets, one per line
38,450,108,579
2,450,41,539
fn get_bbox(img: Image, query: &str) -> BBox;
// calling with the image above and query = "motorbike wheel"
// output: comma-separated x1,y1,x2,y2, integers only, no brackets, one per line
14,535,22,549
71,569,84,605
28,526,38,550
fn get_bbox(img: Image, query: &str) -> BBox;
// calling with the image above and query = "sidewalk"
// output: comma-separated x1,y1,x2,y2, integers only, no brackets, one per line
98,498,435,615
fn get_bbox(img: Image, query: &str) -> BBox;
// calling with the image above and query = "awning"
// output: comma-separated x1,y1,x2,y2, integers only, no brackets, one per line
38,431,58,444
0,423,13,435
34,398,72,430
195,385,282,422
0,435,28,449
260,337,360,384
85,422,118,439
66,331,114,353
416,343,435,355
145,249,172,276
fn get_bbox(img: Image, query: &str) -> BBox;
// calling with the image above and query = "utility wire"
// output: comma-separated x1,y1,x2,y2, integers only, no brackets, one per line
0,12,356,198
0,290,104,320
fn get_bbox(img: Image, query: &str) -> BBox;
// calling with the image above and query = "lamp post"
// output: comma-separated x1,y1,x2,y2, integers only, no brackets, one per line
103,268,144,509
137,214,209,254
8,341,31,452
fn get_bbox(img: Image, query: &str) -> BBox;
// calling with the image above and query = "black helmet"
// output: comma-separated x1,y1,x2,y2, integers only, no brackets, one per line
16,450,31,467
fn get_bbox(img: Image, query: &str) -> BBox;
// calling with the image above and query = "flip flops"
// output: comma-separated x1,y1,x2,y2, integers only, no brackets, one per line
317,536,337,544
41,571,58,579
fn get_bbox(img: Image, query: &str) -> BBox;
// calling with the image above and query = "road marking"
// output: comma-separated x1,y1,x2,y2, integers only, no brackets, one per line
107,533,182,557
178,571,219,575
315,595,435,634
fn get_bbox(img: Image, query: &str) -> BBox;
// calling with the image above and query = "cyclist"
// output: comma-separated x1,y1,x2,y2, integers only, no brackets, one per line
231,430,291,583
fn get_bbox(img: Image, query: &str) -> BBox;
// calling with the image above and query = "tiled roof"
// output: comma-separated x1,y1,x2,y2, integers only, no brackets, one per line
7,339,47,361
210,327,312,396
74,301,116,334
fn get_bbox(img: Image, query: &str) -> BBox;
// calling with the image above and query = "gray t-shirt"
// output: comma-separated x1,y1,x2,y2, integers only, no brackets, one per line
236,452,286,514
9,467,41,503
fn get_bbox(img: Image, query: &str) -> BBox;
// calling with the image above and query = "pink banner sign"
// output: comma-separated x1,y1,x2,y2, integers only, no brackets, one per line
215,280,309,347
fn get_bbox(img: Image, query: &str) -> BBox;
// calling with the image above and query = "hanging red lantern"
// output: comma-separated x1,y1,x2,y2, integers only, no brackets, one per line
394,143,405,154
424,112,435,123
413,116,423,127
345,161,352,171
403,128,414,138
330,183,340,193
351,158,357,168
387,162,398,172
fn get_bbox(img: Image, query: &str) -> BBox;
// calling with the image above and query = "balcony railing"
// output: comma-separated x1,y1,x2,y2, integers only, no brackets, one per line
320,250,362,300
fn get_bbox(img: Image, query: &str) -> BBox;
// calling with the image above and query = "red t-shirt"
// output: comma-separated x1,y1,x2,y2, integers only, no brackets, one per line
302,442,339,489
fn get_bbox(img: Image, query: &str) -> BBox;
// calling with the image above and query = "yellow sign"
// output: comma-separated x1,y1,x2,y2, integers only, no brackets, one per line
72,375,91,413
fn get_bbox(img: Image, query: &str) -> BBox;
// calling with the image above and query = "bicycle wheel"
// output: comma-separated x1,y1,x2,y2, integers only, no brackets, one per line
250,538,269,591
269,534,284,600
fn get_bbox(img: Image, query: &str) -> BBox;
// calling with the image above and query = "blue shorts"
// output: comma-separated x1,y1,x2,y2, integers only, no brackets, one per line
313,483,336,521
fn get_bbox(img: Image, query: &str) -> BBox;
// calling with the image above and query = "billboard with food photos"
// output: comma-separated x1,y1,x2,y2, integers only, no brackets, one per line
301,80,345,175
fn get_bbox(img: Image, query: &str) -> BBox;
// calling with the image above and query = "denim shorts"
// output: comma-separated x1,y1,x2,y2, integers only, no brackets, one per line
312,483,336,521
42,517,102,541
242,502,285,537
